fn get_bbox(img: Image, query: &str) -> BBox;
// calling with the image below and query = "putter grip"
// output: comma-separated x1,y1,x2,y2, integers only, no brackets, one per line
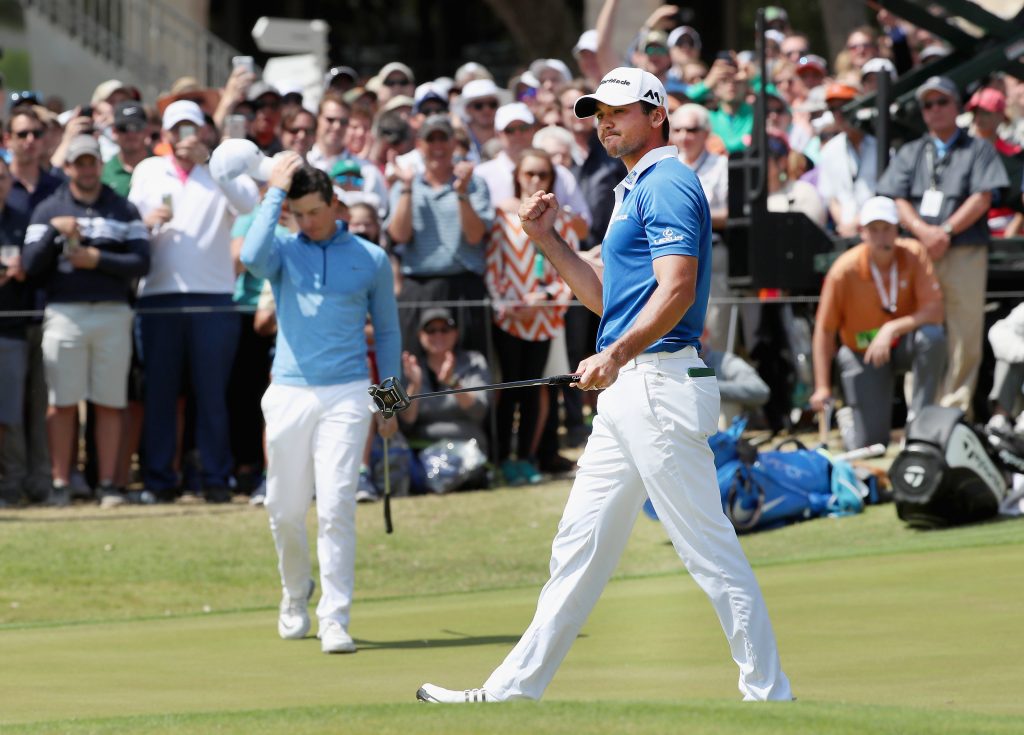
549,374,581,385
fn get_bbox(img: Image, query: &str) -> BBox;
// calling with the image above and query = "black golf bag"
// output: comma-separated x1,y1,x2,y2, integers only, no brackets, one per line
888,406,1008,528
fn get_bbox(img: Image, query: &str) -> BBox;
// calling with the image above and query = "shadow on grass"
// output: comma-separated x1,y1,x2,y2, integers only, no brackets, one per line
355,631,524,650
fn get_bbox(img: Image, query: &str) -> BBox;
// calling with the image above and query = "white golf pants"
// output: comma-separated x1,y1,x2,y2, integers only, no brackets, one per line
484,349,792,701
261,380,371,629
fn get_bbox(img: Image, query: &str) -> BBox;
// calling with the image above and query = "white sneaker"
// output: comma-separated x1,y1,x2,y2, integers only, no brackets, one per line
318,619,356,654
416,683,493,703
277,579,315,640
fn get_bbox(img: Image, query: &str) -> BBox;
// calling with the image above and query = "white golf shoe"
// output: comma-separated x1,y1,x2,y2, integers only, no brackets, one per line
318,619,357,654
416,683,494,703
277,579,315,640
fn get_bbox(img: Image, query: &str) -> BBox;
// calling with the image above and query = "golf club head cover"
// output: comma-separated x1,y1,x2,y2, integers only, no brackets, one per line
368,376,411,419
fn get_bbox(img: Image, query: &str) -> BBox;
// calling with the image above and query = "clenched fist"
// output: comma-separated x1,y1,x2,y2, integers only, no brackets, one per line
519,191,559,242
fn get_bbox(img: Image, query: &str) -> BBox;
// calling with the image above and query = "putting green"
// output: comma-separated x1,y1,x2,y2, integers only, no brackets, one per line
3,541,1021,731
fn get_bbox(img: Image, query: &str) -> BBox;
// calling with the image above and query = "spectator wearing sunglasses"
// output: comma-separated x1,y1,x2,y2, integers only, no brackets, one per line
877,76,1009,416
371,62,415,105
0,107,64,506
456,79,510,163
102,102,152,198
308,92,389,217
279,107,317,159
633,29,673,84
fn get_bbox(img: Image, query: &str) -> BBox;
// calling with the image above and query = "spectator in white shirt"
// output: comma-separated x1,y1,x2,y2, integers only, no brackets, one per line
128,100,259,503
817,83,878,238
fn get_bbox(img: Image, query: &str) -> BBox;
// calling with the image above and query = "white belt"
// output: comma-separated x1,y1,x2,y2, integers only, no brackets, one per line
621,346,698,371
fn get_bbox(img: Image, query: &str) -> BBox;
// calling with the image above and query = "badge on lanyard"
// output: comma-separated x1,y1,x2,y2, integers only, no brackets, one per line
870,259,899,314
920,188,944,218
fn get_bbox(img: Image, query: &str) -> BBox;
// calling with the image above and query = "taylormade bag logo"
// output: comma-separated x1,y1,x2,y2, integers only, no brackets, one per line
903,465,926,488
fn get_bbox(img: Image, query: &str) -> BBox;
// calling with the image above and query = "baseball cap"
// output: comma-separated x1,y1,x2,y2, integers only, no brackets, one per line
796,54,828,75
91,79,138,105
419,307,455,331
66,135,102,163
796,85,827,114
208,138,275,184
574,67,667,118
377,61,415,85
418,114,454,140
246,81,282,103
528,59,572,84
919,44,950,63
382,95,415,114
114,101,147,129
162,99,205,130
825,83,859,103
859,196,899,227
861,57,897,79
495,102,535,132
967,87,1006,114
667,26,701,49
640,29,669,50
454,62,493,87
764,6,789,24
325,65,359,88
573,29,598,56
460,78,507,103
915,75,959,105
765,29,786,47
330,158,363,180
413,82,448,113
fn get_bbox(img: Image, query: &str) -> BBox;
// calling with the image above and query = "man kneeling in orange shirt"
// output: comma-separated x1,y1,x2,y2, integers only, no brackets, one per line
811,196,946,449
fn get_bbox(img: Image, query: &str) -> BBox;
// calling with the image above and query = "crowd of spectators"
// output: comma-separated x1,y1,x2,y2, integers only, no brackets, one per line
1,1,1023,507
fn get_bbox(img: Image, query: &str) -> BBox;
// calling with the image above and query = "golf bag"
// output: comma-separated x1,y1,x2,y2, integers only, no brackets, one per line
889,406,1008,528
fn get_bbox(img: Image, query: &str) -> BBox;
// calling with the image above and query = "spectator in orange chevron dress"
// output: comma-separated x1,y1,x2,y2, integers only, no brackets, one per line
485,148,576,486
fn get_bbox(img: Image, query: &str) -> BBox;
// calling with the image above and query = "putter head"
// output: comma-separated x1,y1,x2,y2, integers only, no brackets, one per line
368,376,412,419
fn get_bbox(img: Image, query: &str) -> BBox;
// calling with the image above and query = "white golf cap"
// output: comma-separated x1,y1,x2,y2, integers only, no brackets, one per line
574,67,667,118
162,100,205,130
573,29,598,56
209,138,275,185
861,57,896,79
495,102,535,131
859,196,899,227
528,58,572,84
460,78,505,102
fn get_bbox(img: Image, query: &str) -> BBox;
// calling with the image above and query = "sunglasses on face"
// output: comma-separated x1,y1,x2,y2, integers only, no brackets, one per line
767,106,787,115
521,168,552,179
922,97,951,110
383,77,411,87
674,126,704,134
847,42,876,51
419,104,448,116
422,325,454,335
285,126,315,136
644,45,669,57
503,123,532,135
116,123,145,134
14,128,44,139
469,100,498,111
323,116,349,127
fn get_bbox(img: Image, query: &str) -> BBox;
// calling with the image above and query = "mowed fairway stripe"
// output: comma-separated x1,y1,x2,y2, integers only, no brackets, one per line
2,544,1022,727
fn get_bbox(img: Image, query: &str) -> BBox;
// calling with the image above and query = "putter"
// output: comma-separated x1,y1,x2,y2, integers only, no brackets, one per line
382,434,393,534
368,374,581,419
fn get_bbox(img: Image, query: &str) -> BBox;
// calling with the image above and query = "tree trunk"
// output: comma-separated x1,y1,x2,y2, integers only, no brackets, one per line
819,0,869,65
480,0,577,62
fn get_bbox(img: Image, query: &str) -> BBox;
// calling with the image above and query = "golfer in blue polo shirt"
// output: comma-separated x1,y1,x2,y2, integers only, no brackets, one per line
419,68,792,704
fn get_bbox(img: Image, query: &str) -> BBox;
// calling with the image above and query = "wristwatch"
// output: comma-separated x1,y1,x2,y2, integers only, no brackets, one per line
942,222,954,236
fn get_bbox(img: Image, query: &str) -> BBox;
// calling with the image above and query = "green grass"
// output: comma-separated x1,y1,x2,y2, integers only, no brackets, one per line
1,482,1023,733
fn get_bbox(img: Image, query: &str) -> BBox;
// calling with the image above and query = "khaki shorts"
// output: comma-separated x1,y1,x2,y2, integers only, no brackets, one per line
42,302,133,408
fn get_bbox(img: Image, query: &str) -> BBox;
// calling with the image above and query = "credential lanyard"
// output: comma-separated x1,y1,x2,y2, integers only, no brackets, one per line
925,141,952,190
869,259,898,314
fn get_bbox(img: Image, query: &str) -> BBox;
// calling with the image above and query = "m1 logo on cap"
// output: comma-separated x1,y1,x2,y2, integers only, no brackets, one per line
643,89,662,104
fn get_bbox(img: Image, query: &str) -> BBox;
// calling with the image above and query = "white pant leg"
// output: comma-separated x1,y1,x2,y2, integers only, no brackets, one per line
312,380,372,628
262,383,320,600
627,358,791,701
484,393,648,701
